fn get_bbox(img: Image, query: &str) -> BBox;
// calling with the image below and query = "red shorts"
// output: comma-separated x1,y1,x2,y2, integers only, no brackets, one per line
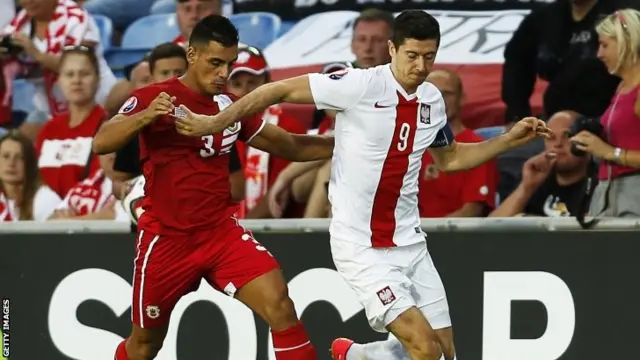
131,217,280,328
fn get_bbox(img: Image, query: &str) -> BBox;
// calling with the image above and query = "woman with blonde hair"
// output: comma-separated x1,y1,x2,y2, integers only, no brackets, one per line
570,9,640,217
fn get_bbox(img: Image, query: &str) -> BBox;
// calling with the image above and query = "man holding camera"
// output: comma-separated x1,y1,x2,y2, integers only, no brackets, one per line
490,111,596,217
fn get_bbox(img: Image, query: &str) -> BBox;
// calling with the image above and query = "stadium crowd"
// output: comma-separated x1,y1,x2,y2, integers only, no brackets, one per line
1,0,640,223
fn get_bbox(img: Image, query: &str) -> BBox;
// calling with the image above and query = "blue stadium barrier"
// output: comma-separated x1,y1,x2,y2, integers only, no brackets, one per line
279,20,296,37
229,12,281,50
11,80,36,115
105,14,179,71
150,0,175,15
92,14,113,51
121,13,180,48
474,126,505,140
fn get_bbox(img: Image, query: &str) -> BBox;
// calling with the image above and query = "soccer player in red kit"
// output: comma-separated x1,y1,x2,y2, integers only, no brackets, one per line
92,15,330,360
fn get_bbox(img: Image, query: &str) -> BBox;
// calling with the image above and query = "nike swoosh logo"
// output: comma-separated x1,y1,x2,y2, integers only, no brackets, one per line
374,101,392,108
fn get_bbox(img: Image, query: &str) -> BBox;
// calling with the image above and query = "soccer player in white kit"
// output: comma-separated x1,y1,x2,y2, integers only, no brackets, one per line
173,10,552,360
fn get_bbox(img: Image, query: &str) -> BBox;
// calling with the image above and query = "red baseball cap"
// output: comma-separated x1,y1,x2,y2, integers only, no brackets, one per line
230,46,268,79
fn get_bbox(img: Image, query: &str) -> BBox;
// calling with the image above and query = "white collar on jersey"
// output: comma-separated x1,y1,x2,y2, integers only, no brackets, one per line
382,64,418,101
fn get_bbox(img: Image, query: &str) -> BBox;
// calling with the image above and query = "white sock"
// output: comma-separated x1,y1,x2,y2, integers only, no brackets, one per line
346,337,410,360
345,337,457,360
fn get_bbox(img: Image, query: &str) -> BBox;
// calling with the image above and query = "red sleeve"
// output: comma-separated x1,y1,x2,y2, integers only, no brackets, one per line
239,114,266,143
117,88,151,117
460,160,498,209
280,113,307,134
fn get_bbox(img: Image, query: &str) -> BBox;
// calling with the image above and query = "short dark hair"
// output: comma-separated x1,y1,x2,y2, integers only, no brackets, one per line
391,10,440,49
148,42,187,73
353,8,394,31
189,14,239,48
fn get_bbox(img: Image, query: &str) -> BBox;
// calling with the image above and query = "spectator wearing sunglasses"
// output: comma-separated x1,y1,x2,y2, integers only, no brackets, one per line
226,46,307,219
1,0,116,140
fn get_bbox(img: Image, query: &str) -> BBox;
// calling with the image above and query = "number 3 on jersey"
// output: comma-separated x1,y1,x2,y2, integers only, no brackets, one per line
396,122,412,151
200,135,215,157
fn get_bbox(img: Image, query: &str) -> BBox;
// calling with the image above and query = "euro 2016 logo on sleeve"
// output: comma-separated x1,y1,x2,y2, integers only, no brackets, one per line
328,69,349,80
420,104,431,124
119,96,138,114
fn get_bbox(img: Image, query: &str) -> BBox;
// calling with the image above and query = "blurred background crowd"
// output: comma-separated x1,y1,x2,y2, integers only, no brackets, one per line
1,0,640,225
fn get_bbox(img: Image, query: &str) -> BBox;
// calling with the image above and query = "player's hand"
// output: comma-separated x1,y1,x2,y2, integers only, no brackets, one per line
570,130,614,159
147,92,176,118
504,117,552,148
174,105,223,136
522,152,556,189
50,208,76,220
268,176,292,218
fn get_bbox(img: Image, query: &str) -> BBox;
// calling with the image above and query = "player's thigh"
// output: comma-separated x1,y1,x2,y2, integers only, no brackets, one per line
409,242,455,355
132,229,203,330
386,306,442,358
330,238,418,333
201,223,288,325
409,243,452,331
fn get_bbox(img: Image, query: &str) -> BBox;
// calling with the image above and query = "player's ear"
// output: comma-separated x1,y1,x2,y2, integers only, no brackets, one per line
388,40,396,59
187,46,197,66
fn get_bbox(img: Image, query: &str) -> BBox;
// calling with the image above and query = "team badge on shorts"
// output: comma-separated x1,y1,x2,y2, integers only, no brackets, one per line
119,96,138,114
376,286,396,306
145,305,161,319
420,103,431,124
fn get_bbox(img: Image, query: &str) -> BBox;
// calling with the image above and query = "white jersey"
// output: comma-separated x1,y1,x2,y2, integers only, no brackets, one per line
309,64,454,248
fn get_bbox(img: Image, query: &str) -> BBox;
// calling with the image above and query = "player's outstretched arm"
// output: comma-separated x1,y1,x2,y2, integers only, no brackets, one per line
93,92,176,154
248,123,334,162
175,76,315,136
430,117,551,172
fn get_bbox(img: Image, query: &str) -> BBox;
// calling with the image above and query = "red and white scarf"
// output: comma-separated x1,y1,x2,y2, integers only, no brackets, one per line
244,105,281,212
3,0,91,115
0,192,16,222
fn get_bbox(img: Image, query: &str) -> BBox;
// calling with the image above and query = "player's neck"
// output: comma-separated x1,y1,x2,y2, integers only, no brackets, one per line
67,102,95,127
390,66,418,95
179,73,209,96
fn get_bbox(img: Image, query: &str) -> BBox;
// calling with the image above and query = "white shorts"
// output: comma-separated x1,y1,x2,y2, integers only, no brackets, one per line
330,238,451,333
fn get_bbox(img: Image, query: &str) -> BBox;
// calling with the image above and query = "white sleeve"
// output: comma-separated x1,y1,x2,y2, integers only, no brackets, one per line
428,90,455,148
308,69,370,111
32,186,63,221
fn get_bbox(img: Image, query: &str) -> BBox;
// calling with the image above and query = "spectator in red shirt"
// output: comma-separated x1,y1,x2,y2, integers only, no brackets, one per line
418,69,498,217
226,46,307,218
35,46,105,198
173,0,221,47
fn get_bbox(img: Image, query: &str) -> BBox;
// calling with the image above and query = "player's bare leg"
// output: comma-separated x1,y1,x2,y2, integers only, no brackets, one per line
114,323,169,360
386,307,442,360
331,308,456,360
236,268,317,360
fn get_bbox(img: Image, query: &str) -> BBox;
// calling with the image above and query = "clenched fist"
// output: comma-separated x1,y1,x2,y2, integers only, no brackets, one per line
146,92,176,118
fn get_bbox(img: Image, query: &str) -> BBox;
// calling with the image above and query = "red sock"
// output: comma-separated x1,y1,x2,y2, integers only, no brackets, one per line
271,322,317,360
114,339,130,360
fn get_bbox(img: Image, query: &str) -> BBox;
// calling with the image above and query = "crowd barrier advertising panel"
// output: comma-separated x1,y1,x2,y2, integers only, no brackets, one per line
3,224,640,360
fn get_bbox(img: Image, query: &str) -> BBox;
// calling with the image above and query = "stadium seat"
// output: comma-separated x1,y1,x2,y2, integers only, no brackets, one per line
150,0,176,14
279,20,296,37
474,126,505,140
92,15,113,51
105,14,179,71
121,13,180,48
12,79,36,114
229,12,281,50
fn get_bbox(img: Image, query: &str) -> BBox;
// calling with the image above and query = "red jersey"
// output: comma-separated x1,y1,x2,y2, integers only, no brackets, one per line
173,35,185,47
241,106,306,214
119,77,265,233
35,105,104,197
418,129,497,217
